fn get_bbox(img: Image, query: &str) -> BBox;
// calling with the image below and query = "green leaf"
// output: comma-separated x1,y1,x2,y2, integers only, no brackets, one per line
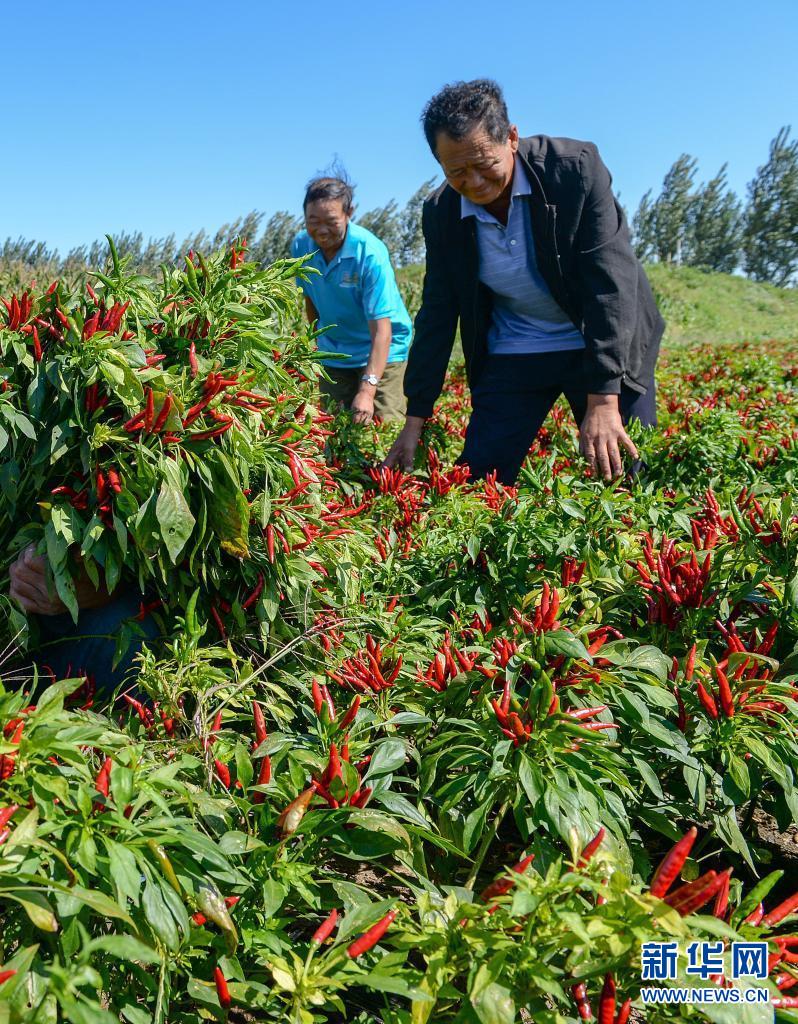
5,891,58,932
364,738,407,780
155,479,195,563
363,972,434,1000
471,963,515,1024
87,935,161,965
544,631,591,661
205,450,250,559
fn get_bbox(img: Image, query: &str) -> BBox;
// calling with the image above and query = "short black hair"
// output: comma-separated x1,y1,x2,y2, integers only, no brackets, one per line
421,79,511,155
303,175,355,215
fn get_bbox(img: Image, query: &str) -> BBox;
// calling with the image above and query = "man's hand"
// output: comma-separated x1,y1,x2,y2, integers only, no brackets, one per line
9,544,113,616
579,394,638,481
382,416,426,472
351,386,376,425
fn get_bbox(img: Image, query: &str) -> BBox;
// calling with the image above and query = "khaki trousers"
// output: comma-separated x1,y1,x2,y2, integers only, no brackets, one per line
319,361,407,422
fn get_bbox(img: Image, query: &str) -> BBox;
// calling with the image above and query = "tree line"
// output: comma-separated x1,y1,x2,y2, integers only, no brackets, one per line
631,126,797,286
2,128,796,286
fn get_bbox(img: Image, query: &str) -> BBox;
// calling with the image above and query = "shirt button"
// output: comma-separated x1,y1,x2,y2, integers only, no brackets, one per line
510,239,517,246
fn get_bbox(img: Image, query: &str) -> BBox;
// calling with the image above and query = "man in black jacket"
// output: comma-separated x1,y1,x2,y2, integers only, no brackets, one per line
383,79,664,484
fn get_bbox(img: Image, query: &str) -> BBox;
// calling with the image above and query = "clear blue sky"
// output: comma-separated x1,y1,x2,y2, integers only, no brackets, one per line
2,0,795,255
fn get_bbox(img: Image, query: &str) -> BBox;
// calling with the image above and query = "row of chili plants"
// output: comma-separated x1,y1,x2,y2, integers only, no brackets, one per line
2,247,798,1021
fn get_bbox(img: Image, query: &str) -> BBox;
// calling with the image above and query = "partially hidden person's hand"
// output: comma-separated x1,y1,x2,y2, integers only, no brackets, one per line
351,387,375,425
579,394,638,481
382,416,426,472
9,544,113,616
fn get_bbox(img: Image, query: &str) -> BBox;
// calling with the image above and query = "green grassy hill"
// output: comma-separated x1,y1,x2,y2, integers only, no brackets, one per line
645,264,798,346
396,263,798,347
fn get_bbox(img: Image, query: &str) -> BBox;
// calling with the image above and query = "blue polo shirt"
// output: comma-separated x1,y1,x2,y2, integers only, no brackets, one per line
291,223,412,368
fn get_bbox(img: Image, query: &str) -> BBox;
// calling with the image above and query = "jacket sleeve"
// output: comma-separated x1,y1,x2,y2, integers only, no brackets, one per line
572,144,640,395
403,199,459,419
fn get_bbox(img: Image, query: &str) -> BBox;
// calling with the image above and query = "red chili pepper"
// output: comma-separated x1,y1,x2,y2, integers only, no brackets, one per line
349,786,372,808
311,908,339,946
322,685,336,721
252,702,267,747
568,706,608,722
312,679,324,717
143,388,155,432
572,982,592,1021
214,759,231,789
669,870,729,917
479,854,535,902
339,695,361,730
188,342,198,377
211,607,226,639
598,974,615,1024
241,572,264,610
123,694,153,728
0,970,17,986
266,524,275,562
347,909,397,958
713,870,730,919
123,409,146,432
615,998,632,1024
763,892,798,927
685,643,697,680
577,827,606,868
251,753,272,803
649,827,698,898
322,742,343,786
32,325,43,361
183,393,214,426
153,392,173,433
744,902,764,925
0,805,19,831
94,757,112,798
214,965,231,1009
106,467,123,494
696,681,719,719
715,665,735,717
664,869,717,909
187,421,233,441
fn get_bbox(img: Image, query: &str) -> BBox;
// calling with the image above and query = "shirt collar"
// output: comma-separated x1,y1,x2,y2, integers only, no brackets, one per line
460,155,532,221
319,224,357,270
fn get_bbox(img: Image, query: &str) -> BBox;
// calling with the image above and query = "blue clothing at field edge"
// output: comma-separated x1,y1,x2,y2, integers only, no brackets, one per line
31,589,159,697
291,223,412,368
460,156,586,356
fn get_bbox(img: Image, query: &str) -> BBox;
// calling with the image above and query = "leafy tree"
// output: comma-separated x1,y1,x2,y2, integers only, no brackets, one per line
632,189,658,262
743,126,798,286
396,177,438,266
250,210,303,266
356,199,402,261
682,165,742,273
652,155,698,264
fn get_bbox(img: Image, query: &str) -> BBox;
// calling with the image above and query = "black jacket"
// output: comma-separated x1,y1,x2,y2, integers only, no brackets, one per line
404,135,665,419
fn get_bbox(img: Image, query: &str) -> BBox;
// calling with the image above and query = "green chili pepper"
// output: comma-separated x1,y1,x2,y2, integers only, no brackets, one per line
196,883,239,954
147,839,182,896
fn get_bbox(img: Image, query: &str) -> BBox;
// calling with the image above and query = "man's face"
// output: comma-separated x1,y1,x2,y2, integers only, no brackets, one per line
304,199,350,253
435,125,519,205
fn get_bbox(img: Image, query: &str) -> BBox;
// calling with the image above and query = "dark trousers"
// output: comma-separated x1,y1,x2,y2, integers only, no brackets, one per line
457,351,657,484
31,589,159,698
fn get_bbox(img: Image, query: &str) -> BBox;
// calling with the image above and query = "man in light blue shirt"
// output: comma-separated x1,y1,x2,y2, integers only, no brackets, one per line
292,176,412,423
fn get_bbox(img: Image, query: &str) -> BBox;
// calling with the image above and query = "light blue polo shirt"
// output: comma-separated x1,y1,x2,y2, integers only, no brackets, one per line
461,157,585,355
291,223,412,368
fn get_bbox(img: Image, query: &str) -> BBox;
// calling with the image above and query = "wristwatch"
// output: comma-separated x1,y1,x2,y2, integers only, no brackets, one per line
361,373,380,387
